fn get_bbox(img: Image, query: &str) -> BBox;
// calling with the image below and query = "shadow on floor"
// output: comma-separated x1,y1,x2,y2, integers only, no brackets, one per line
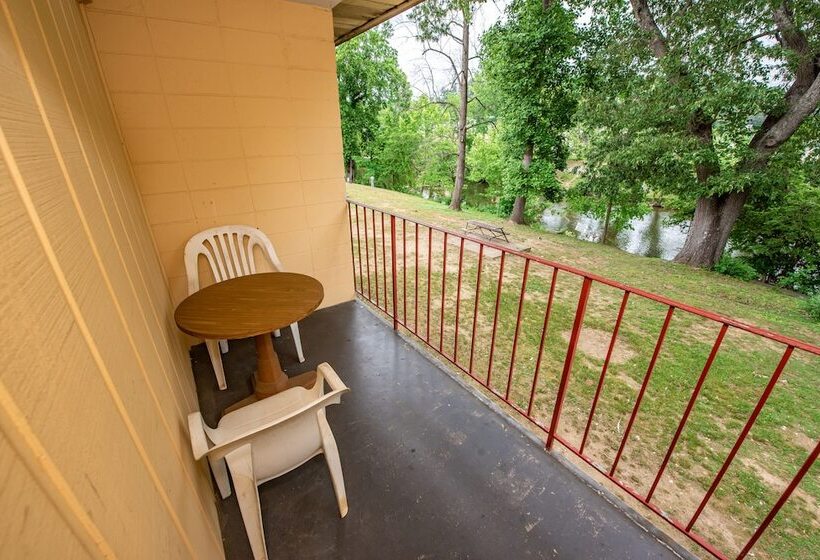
190,301,689,560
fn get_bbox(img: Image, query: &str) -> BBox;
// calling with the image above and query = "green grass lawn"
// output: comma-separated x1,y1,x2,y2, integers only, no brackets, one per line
346,183,819,560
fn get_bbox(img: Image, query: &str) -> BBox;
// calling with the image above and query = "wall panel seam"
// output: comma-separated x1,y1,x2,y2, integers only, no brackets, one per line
0,381,116,559
71,1,199,399
0,3,201,557
31,1,224,546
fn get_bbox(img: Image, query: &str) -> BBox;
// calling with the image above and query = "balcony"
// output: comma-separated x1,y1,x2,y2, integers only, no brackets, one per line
191,301,688,559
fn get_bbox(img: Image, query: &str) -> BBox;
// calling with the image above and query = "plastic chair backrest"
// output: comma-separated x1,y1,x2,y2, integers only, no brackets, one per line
184,225,284,295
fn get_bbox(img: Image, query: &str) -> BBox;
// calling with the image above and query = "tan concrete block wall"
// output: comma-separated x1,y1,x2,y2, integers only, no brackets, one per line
0,0,222,558
85,0,354,314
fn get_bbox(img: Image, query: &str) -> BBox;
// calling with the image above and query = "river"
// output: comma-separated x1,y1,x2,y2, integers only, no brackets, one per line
541,204,689,260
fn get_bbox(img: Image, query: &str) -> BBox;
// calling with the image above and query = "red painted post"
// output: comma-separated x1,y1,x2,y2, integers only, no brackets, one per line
486,251,507,389
453,237,465,363
414,222,419,333
687,345,795,531
439,232,448,352
580,291,630,455
736,440,819,559
468,244,484,375
610,305,675,476
362,207,371,300
390,215,398,330
527,268,558,417
505,258,531,401
426,227,432,343
402,219,407,323
646,323,728,502
347,202,358,293
547,277,592,450
372,210,379,307
381,212,388,313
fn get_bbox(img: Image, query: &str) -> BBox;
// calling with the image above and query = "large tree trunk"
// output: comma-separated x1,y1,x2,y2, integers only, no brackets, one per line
509,144,533,225
450,14,470,211
345,158,356,183
673,191,748,267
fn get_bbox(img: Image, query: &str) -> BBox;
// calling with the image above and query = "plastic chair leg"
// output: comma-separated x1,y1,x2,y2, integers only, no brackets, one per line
225,445,268,560
318,413,348,517
206,339,227,390
291,322,305,363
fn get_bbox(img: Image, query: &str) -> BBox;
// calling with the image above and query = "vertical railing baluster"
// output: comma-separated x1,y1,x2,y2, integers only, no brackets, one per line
402,218,407,324
426,227,433,343
381,212,388,313
468,244,484,377
505,259,531,401
347,202,358,293
453,238,466,362
439,232,448,352
486,251,507,389
547,277,592,450
362,207,371,300
371,210,379,307
390,215,398,330
687,345,795,531
354,204,364,294
609,305,675,475
580,291,630,455
736,440,819,559
414,222,419,333
527,268,558,417
646,323,728,501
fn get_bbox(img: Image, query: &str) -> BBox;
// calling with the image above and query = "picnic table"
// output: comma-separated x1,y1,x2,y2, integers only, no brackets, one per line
464,220,510,243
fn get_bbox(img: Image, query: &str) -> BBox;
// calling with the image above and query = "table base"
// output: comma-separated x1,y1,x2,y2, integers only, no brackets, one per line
224,370,317,414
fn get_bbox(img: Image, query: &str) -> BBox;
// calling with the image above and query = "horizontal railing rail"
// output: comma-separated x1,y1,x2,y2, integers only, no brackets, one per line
346,199,819,560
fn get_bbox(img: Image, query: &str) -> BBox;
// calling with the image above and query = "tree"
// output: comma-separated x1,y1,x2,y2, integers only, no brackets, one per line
481,0,579,224
337,28,411,182
410,0,485,211
372,97,458,193
579,0,820,267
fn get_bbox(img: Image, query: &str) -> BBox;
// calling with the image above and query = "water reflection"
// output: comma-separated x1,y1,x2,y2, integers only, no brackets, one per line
541,204,689,260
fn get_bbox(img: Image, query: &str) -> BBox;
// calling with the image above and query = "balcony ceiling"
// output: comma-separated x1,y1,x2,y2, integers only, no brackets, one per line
332,0,425,45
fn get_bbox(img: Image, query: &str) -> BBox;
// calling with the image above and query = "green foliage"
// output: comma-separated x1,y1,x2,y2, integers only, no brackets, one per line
713,255,759,282
371,98,456,193
481,0,579,219
731,169,820,294
336,28,411,169
466,128,503,191
574,0,820,255
804,294,820,322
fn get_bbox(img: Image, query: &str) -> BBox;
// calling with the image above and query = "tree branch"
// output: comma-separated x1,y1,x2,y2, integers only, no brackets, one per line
748,73,820,167
730,30,776,50
748,1,820,156
628,0,669,59
423,46,459,77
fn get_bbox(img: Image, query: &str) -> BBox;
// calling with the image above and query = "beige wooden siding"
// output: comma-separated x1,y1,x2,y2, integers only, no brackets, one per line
0,0,222,558
85,0,355,315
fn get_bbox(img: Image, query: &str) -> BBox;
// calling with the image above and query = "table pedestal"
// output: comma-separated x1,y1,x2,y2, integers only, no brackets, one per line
224,333,316,414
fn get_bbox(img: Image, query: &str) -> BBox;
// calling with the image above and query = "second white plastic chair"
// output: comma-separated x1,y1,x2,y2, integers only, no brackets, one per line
184,225,305,390
188,363,350,560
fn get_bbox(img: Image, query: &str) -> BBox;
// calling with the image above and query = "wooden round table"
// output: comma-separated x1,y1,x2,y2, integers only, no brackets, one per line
175,272,323,410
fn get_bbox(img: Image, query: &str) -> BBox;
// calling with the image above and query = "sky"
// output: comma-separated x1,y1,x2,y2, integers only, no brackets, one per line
386,1,509,97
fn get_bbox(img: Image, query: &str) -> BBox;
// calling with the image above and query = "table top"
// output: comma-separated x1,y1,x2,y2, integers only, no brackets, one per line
174,272,323,339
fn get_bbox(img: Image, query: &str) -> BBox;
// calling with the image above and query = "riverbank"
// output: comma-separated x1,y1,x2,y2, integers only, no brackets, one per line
347,183,819,343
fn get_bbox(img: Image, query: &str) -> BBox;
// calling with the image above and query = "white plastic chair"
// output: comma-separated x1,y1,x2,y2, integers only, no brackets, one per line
184,225,305,390
188,363,350,560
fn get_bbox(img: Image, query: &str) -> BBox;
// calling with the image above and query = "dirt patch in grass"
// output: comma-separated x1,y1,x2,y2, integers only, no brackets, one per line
562,328,637,364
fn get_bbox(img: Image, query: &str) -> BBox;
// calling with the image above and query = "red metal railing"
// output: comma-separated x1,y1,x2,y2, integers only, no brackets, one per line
346,199,819,560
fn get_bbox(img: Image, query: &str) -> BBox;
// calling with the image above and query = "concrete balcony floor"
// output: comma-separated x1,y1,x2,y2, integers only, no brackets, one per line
191,301,691,560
